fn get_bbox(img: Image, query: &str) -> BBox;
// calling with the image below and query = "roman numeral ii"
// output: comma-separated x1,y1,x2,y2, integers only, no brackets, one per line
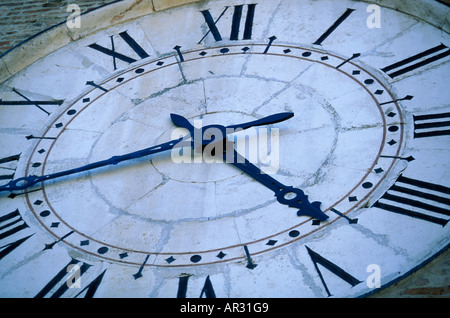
199,4,256,43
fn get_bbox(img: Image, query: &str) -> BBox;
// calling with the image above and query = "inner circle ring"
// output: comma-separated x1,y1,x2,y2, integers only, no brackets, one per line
25,43,404,267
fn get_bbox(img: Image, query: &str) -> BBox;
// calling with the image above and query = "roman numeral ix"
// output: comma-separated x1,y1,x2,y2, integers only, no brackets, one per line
413,111,450,138
0,209,33,261
35,259,106,298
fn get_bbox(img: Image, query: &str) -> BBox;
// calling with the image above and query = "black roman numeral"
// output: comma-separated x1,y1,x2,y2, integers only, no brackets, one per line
88,30,150,70
199,4,256,43
177,274,216,298
373,175,450,226
313,8,355,45
35,258,106,298
0,89,63,115
230,4,256,41
0,209,33,261
413,112,450,138
0,154,20,182
306,246,361,297
381,43,450,78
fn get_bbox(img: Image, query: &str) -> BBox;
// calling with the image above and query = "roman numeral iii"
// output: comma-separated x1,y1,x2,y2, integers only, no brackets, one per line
381,43,450,78
373,175,450,226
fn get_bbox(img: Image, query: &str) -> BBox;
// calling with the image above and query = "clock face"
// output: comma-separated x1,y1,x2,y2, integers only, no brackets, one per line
0,0,449,298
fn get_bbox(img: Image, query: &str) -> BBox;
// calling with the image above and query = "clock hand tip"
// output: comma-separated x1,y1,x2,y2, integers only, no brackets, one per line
285,112,294,119
296,201,328,221
170,113,192,128
312,201,329,220
270,112,294,123
170,113,181,121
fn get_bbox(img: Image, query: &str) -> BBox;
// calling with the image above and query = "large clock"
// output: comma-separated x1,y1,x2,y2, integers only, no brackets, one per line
0,0,448,299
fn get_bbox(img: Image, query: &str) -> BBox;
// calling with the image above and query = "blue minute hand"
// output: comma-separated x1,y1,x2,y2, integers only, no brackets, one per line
0,137,186,192
226,149,329,221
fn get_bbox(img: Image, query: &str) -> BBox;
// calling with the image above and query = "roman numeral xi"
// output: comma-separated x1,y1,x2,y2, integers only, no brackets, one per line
88,31,150,70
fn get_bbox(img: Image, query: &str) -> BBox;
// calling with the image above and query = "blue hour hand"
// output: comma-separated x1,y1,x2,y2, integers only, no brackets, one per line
171,112,327,221
226,149,329,221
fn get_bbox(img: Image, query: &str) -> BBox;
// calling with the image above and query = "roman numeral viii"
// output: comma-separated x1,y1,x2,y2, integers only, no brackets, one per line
199,4,256,43
373,175,450,226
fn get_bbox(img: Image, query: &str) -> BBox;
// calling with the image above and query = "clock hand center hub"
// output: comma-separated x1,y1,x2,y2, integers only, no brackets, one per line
148,112,259,184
